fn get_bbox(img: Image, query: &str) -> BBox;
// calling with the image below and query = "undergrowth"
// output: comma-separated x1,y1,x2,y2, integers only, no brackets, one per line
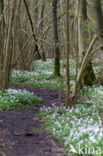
10,59,76,90
10,59,100,90
40,86,103,156
0,89,42,110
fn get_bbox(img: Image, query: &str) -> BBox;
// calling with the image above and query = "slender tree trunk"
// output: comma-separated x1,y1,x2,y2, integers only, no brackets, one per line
38,0,46,61
0,0,4,71
65,0,71,107
23,0,41,60
78,0,95,86
72,36,97,100
0,0,16,90
52,0,61,76
94,0,103,35
12,0,21,68
93,0,103,85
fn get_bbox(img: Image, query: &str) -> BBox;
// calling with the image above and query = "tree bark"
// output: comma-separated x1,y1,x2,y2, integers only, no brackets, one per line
93,0,103,85
93,0,103,36
65,0,71,107
52,0,60,76
0,0,16,90
0,0,4,71
38,0,46,61
78,0,95,86
23,0,41,60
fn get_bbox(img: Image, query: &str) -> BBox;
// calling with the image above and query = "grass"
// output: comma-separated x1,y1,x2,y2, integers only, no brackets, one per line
10,59,76,90
11,70,65,90
40,86,103,156
10,59,100,90
0,89,42,110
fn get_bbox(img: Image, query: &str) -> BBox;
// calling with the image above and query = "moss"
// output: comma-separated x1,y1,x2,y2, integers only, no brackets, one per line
53,58,61,76
83,61,96,86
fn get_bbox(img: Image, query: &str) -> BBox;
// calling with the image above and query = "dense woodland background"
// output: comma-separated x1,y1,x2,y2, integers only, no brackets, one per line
0,0,103,155
0,0,103,103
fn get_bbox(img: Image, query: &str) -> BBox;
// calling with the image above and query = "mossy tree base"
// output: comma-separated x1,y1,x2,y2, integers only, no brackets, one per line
53,60,61,76
83,61,96,86
53,54,61,77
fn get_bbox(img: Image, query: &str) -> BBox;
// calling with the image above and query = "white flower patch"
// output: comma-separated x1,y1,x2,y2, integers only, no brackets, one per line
41,96,103,155
0,87,42,110
7,88,34,96
12,70,39,76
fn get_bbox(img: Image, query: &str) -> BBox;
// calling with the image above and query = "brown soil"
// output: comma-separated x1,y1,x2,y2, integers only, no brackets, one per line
0,85,65,156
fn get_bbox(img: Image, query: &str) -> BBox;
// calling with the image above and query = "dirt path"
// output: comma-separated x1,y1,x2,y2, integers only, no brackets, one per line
0,85,65,156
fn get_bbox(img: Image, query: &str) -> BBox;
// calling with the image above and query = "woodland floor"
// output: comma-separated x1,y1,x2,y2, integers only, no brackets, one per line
0,85,65,156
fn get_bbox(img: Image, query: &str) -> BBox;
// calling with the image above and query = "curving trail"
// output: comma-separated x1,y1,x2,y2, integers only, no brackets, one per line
0,85,65,156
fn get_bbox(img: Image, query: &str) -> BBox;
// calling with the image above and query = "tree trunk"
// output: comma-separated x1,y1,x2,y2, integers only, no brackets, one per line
65,0,71,107
94,0,103,35
23,0,41,60
0,0,16,90
78,0,95,87
52,0,60,76
0,0,4,72
93,0,103,85
38,0,46,61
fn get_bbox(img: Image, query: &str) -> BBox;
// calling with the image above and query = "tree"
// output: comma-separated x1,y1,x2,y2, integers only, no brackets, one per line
93,0,103,35
0,0,16,90
93,0,103,85
78,0,96,87
52,0,61,76
0,0,4,85
38,0,46,61
65,0,71,107
23,0,41,61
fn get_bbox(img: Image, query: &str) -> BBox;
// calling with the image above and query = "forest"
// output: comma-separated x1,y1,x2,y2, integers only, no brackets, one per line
0,0,103,156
